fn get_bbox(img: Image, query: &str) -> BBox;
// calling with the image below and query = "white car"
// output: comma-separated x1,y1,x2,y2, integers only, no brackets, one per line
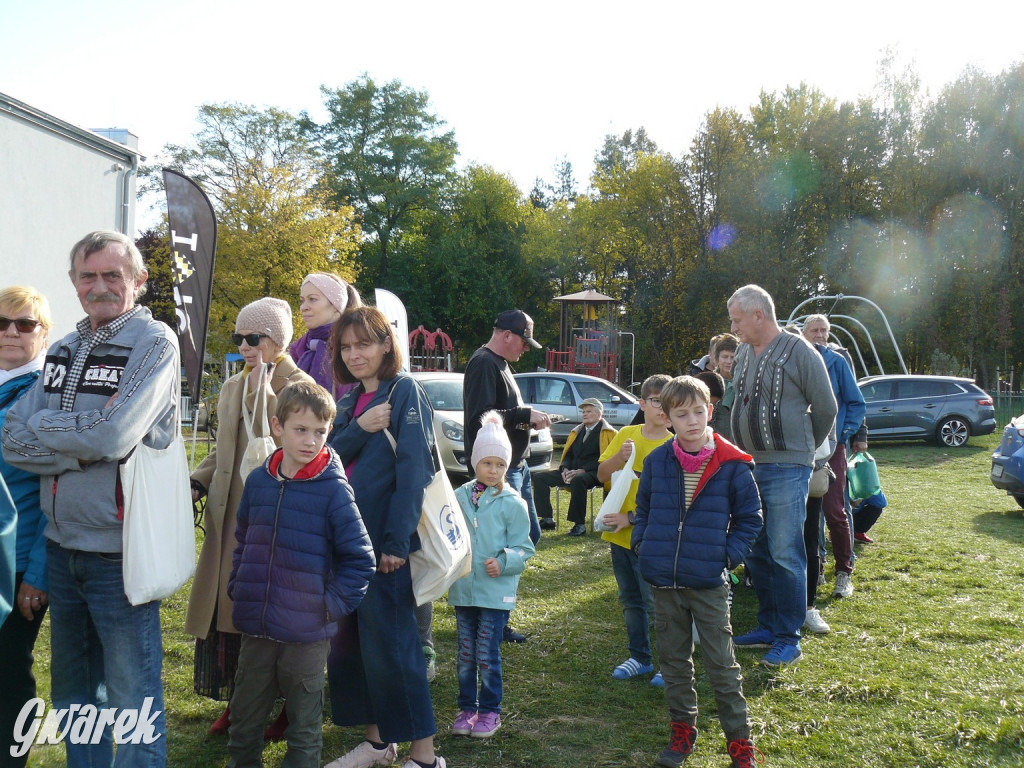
412,371,554,479
513,371,641,441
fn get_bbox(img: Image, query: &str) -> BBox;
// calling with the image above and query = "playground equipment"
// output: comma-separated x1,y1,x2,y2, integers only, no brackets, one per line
409,325,454,372
786,294,907,378
547,289,635,389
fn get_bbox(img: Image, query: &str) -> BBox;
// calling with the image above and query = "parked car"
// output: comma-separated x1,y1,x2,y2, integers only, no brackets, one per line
513,371,640,441
857,374,996,447
411,371,553,478
990,415,1024,508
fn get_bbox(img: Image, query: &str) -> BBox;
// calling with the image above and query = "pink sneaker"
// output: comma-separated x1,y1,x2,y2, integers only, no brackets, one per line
452,710,478,736
471,711,501,738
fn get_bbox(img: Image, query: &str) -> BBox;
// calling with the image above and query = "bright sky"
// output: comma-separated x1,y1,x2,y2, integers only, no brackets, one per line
3,0,1023,215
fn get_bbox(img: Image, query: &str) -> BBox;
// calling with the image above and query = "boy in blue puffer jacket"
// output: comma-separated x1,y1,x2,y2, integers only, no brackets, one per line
228,382,375,768
632,376,764,768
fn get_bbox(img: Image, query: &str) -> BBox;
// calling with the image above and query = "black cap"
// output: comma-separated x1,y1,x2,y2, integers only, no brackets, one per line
494,309,541,349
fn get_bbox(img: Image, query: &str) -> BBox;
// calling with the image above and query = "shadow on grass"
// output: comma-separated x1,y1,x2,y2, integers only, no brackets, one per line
972,508,1024,545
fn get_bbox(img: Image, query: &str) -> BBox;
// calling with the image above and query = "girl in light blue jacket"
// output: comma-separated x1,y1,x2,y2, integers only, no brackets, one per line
448,411,535,740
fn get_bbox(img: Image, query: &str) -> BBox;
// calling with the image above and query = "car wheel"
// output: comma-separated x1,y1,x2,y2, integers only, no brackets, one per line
937,417,970,447
1013,494,1024,510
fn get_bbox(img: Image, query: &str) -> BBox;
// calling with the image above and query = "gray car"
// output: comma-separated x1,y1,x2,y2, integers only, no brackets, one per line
858,374,996,447
411,371,553,478
513,371,640,441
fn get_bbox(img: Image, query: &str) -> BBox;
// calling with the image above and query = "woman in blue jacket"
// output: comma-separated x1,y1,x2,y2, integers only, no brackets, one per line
324,307,445,768
0,286,53,767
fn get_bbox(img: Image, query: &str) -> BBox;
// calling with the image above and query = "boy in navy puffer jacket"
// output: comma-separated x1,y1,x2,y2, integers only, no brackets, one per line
228,382,375,768
632,376,764,768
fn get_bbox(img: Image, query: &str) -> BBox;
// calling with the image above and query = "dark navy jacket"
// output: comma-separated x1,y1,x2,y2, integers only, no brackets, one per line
632,434,763,589
329,373,435,560
229,446,375,643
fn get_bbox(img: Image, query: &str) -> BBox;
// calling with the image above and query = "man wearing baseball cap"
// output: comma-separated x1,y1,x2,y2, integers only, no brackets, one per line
464,309,550,643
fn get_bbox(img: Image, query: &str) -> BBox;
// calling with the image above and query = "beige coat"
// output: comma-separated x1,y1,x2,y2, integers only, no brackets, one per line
184,356,313,638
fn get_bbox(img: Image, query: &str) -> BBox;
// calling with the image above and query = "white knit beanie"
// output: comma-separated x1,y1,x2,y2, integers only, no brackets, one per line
471,410,512,470
236,297,294,349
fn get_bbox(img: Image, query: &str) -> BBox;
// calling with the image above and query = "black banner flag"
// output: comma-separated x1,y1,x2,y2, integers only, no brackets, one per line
163,169,217,400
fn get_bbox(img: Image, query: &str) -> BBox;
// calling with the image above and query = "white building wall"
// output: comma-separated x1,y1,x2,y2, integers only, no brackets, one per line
0,93,140,338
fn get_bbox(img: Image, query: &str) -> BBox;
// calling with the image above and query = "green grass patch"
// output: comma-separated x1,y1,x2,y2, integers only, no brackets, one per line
22,435,1024,766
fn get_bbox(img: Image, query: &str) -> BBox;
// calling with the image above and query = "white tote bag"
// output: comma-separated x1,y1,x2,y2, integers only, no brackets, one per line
594,441,637,532
120,428,196,605
240,367,276,478
383,427,472,606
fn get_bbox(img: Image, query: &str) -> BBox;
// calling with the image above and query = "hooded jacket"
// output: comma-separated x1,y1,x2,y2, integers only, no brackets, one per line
632,433,763,589
448,481,534,611
228,446,375,643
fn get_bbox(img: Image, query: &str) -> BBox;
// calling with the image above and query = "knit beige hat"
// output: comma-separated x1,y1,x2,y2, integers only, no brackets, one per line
471,410,512,470
236,297,294,349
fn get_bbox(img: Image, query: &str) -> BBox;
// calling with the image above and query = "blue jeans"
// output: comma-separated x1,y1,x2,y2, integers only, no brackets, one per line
610,543,655,666
454,606,508,714
46,542,166,768
745,464,811,645
506,463,541,545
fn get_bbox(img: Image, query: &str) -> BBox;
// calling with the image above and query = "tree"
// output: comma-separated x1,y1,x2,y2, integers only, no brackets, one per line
312,76,459,288
135,228,176,329
154,104,361,357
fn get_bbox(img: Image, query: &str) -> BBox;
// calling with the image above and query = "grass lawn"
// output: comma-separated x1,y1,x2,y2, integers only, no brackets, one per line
22,435,1024,767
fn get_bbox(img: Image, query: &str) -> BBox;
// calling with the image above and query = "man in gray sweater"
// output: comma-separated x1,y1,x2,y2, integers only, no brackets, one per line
727,285,837,667
3,231,180,766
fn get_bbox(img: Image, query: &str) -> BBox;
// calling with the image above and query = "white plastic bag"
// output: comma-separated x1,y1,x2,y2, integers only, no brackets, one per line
594,441,637,532
121,432,196,605
240,366,276,478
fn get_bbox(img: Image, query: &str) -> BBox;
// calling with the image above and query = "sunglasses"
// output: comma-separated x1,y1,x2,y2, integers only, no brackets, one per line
0,316,42,333
231,332,269,347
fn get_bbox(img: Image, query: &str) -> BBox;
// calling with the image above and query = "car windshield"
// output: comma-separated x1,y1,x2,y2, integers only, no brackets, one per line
576,381,628,403
421,380,463,411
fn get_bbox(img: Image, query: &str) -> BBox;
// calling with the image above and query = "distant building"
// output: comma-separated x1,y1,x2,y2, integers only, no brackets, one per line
0,91,142,337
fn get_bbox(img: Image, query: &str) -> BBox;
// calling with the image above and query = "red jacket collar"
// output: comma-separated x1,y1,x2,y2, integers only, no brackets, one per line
268,446,332,480
691,433,754,498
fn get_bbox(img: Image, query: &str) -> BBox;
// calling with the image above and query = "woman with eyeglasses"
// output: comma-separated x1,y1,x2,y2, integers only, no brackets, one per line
185,297,313,738
0,286,53,767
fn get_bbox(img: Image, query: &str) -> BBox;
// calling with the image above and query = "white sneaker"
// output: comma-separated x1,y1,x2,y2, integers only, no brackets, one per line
833,572,854,598
803,607,831,634
400,759,446,768
325,741,398,768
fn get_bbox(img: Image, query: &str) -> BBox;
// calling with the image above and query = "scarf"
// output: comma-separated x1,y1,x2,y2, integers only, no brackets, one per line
471,481,488,507
290,325,334,393
0,350,45,387
672,430,715,472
